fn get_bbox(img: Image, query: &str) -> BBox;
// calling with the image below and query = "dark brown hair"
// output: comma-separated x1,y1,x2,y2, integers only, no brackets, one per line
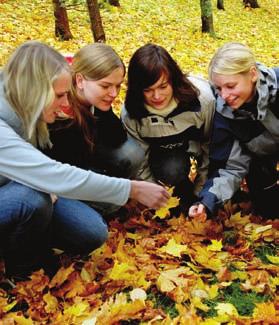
125,43,199,119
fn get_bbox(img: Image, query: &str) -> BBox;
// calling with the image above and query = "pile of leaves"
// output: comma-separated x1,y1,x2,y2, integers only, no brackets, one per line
0,195,278,324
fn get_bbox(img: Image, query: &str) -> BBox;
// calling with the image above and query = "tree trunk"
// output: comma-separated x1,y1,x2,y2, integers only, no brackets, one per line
243,0,260,8
86,0,106,42
217,0,225,10
200,0,215,34
52,0,73,40
108,0,120,6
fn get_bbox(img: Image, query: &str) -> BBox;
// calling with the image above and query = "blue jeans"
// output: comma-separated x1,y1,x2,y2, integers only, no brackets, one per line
0,181,108,276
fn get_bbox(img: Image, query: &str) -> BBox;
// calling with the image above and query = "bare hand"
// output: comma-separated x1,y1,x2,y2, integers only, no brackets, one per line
130,180,170,209
188,203,206,218
50,193,58,204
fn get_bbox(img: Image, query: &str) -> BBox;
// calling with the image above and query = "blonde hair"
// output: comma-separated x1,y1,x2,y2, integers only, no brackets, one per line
72,43,125,82
69,43,125,149
3,41,70,147
208,42,257,81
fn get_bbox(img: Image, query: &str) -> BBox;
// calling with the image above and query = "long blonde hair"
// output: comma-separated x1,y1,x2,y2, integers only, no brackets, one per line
69,43,125,149
3,41,70,147
208,42,257,81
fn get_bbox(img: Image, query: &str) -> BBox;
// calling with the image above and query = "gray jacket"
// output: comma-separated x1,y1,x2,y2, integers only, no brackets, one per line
121,76,215,194
199,64,279,213
0,74,131,205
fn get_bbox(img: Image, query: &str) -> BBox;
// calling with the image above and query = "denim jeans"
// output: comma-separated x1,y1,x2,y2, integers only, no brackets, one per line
0,181,108,276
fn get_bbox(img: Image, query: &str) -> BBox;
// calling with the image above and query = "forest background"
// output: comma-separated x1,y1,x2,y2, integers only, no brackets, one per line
0,0,279,324
1,0,279,113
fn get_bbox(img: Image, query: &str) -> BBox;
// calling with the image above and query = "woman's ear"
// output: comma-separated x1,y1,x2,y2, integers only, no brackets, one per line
250,66,258,83
75,73,84,90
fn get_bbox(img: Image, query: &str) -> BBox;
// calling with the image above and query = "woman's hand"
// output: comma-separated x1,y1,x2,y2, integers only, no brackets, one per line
130,180,170,209
50,193,58,204
188,203,207,218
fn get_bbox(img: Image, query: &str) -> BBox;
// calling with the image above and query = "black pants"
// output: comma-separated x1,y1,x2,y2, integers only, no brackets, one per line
246,156,279,219
149,147,197,210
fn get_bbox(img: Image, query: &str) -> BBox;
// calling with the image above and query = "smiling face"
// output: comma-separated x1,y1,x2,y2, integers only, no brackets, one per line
143,73,173,110
76,67,125,111
211,67,258,110
42,71,71,123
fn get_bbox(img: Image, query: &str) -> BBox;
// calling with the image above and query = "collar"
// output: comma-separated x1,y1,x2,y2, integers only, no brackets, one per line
144,97,177,117
216,63,277,120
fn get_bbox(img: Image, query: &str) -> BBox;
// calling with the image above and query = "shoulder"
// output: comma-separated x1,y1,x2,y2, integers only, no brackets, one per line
188,75,215,107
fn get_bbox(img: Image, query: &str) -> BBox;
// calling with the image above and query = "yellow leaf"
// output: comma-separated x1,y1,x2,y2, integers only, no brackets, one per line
266,254,279,265
6,315,34,325
159,238,188,257
157,267,191,292
64,301,89,316
43,292,58,313
215,303,238,317
2,300,17,312
254,224,272,234
253,302,276,320
207,239,223,252
109,261,135,280
154,187,180,219
199,320,220,325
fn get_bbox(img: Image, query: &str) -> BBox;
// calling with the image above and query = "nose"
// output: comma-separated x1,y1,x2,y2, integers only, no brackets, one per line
220,88,230,100
153,89,161,99
61,94,69,106
109,86,117,98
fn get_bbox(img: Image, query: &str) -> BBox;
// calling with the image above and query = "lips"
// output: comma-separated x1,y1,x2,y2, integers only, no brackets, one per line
151,100,165,106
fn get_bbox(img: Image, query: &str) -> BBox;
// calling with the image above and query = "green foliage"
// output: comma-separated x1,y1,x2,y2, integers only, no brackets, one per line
254,243,279,264
147,289,179,319
198,281,272,318
221,281,271,316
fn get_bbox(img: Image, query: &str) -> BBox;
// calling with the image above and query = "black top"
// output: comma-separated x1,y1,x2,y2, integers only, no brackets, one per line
43,108,127,170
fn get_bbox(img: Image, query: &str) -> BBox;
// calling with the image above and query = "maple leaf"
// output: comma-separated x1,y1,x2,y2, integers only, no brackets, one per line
159,238,188,257
157,267,193,293
154,187,180,219
64,300,89,317
43,292,58,313
207,239,223,252
253,302,278,321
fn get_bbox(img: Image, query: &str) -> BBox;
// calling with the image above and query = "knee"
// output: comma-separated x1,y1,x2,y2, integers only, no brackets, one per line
3,183,53,227
80,221,108,254
114,139,145,177
19,186,53,224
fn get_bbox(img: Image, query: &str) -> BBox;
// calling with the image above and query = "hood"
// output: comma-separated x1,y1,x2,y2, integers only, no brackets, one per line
215,63,277,120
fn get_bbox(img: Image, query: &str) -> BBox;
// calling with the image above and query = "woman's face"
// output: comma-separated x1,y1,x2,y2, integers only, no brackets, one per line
76,67,124,111
211,67,258,110
42,71,71,124
143,73,173,110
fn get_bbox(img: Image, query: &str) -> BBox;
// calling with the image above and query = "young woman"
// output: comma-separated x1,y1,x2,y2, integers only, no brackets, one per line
44,43,146,214
121,43,215,211
189,42,279,219
0,41,169,278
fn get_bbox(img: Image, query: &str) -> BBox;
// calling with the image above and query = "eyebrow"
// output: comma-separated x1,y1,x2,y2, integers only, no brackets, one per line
145,80,168,90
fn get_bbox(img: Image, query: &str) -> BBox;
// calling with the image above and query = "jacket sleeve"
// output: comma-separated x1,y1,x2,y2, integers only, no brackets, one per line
190,76,215,195
198,111,251,214
121,106,155,182
0,120,131,206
